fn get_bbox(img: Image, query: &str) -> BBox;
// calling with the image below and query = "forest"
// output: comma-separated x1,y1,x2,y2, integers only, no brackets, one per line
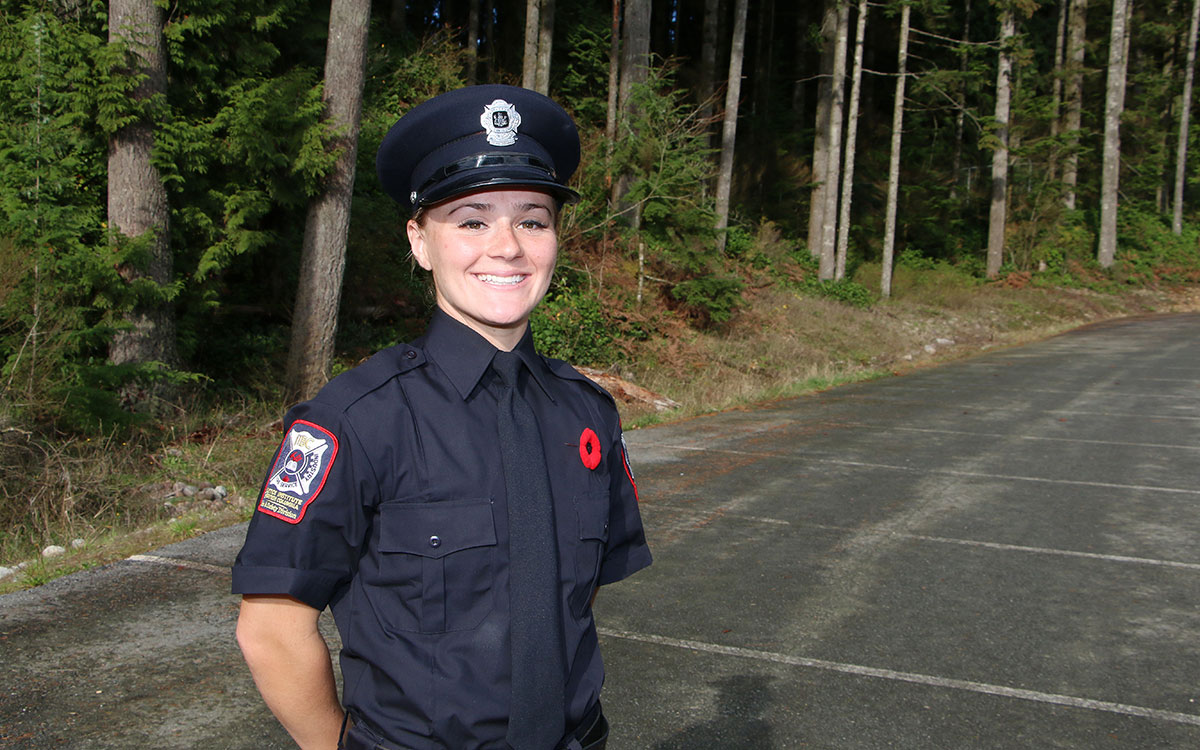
1,0,1199,571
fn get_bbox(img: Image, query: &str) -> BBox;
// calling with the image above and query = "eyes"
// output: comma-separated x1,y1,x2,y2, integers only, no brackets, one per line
456,217,551,232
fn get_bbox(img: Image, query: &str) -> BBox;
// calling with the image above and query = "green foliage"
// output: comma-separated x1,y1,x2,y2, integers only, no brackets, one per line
0,6,117,424
669,275,745,325
556,5,611,125
532,272,613,366
896,247,941,271
1114,207,1200,284
609,65,717,246
780,251,875,309
810,277,875,309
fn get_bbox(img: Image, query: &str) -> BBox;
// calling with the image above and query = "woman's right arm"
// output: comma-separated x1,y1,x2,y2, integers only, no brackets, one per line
236,594,345,749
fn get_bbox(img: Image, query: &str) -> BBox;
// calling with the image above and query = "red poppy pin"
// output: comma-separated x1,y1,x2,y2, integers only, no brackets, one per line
579,427,602,470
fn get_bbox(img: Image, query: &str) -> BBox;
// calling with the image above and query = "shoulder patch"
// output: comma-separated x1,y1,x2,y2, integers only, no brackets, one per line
257,420,339,524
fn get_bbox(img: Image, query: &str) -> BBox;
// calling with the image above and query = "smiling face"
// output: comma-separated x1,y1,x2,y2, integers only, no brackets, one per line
407,188,558,351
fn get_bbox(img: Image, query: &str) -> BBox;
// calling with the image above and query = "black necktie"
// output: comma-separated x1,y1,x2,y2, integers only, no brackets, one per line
493,350,565,750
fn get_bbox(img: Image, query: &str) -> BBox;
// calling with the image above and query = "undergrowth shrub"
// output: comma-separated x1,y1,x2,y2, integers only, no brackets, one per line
532,272,613,365
670,275,745,325
782,250,875,308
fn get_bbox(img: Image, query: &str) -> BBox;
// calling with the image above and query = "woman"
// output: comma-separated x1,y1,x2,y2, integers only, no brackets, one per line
233,85,651,750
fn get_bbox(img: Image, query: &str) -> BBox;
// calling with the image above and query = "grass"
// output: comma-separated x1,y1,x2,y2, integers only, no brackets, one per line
1,261,1197,593
0,395,280,593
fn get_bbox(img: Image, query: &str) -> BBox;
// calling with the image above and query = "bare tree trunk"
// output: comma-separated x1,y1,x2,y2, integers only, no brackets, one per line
699,0,720,125
1063,0,1088,211
1098,0,1131,269
612,0,651,217
618,0,651,111
986,5,1015,279
819,1,850,280
606,0,620,178
522,0,540,90
107,0,178,382
466,0,481,85
1157,0,1179,212
1174,0,1200,234
285,0,371,402
1048,0,1068,180
881,2,911,299
714,0,749,254
807,0,838,258
835,0,868,281
534,0,555,95
951,0,971,200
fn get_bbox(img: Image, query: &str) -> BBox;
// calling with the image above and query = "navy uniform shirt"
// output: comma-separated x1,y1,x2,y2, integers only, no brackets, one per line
232,310,652,749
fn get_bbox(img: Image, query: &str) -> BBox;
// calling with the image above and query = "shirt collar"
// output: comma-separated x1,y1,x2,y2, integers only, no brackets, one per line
420,309,554,402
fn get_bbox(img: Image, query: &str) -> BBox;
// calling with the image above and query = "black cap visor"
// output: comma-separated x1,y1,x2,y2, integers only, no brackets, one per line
415,153,581,208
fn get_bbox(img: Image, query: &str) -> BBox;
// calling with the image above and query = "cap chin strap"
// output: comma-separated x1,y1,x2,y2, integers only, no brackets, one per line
413,153,557,203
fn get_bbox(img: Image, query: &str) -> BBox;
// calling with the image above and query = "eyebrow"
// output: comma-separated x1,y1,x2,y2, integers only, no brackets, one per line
447,201,493,215
445,200,553,215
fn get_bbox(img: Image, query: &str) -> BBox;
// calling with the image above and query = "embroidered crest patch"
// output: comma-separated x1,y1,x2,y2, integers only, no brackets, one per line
257,420,339,524
480,99,521,146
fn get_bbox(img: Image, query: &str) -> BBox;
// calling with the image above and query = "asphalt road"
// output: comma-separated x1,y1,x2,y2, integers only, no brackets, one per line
2,312,1198,749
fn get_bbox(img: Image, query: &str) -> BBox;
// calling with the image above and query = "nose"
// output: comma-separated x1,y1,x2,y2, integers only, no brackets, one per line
487,224,524,260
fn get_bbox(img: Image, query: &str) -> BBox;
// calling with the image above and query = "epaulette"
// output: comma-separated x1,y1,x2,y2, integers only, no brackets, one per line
312,343,427,412
542,356,616,407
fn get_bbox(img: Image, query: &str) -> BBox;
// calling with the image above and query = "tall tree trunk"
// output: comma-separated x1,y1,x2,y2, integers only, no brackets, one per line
1098,0,1131,268
466,0,481,85
1063,0,1088,210
534,0,555,95
285,0,371,402
986,4,1015,279
522,0,540,89
835,0,868,281
881,2,911,299
618,0,651,111
107,0,178,384
1175,0,1200,234
715,0,749,254
606,0,620,176
951,0,971,201
807,0,838,258
1157,0,1179,212
1049,0,1068,180
819,1,850,280
699,0,720,125
612,0,652,217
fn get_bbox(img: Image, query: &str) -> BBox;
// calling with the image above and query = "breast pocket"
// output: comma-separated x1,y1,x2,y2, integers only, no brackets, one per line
376,499,498,634
570,491,611,618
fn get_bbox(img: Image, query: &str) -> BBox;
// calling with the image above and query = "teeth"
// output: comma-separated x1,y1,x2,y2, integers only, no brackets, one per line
478,274,524,285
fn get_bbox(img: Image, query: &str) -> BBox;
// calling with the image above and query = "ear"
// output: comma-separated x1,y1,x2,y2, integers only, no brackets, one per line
406,219,433,271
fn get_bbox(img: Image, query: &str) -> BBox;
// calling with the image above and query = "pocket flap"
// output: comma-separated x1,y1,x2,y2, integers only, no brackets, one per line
572,491,610,542
380,499,497,559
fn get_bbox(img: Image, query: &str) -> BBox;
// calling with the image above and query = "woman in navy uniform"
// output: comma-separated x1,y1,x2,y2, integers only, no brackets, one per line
233,85,651,750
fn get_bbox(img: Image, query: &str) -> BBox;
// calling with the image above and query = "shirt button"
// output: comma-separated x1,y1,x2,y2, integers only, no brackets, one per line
405,350,417,359
429,535,442,548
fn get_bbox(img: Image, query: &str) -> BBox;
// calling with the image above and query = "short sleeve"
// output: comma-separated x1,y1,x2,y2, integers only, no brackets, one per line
231,401,375,610
597,419,651,586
